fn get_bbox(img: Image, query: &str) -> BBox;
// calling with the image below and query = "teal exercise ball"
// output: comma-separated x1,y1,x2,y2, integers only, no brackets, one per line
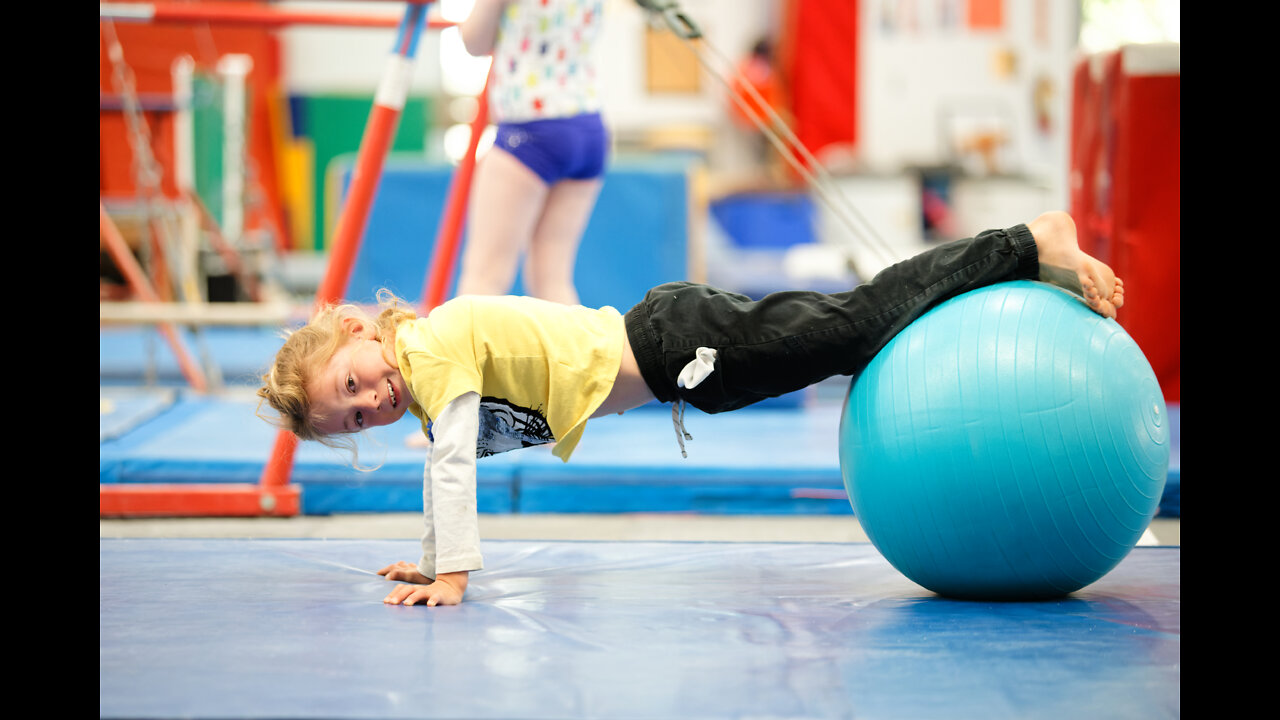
839,281,1169,600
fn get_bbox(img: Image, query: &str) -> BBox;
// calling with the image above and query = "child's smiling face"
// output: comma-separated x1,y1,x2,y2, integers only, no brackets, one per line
307,323,410,436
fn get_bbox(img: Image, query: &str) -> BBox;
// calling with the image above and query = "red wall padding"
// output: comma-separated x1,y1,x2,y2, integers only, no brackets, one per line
1070,46,1179,402
99,22,285,244
780,0,859,163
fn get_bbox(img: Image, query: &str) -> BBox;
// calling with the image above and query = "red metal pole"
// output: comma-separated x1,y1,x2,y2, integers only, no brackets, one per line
257,5,429,495
101,1,453,30
315,106,399,304
421,71,492,311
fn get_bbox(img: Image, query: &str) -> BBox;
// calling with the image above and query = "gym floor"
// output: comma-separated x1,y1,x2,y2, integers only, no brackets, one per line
101,342,1180,720
100,510,1180,545
100,512,1179,720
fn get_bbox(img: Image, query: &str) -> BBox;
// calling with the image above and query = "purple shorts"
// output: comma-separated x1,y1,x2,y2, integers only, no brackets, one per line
494,113,608,185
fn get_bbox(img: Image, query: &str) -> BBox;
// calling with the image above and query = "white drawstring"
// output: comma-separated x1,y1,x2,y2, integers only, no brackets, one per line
671,399,693,458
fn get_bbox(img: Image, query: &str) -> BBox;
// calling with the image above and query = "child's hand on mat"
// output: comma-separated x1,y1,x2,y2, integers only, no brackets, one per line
377,560,432,585
380,568,469,607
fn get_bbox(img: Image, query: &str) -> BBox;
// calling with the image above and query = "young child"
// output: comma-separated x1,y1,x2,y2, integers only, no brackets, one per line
257,211,1123,608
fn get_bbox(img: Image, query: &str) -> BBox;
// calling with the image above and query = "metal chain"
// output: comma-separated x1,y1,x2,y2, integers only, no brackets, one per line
102,20,222,389
103,19,165,212
102,19,191,302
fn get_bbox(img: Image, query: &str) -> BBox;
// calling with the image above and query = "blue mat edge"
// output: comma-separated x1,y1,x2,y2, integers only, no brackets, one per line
101,392,1181,517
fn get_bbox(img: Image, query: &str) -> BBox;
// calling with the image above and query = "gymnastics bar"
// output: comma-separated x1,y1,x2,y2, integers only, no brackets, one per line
99,300,293,326
103,4,431,518
100,484,300,518
100,1,453,30
100,204,209,393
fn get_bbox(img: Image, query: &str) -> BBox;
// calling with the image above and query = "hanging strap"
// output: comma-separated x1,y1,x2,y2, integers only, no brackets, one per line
668,347,718,458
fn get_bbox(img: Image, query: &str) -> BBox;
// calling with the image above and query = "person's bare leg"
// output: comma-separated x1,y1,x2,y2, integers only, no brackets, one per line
522,177,604,305
455,148,549,296
1028,211,1125,319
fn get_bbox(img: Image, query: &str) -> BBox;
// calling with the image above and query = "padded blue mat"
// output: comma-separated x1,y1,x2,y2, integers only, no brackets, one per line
99,392,519,513
100,538,1180,720
99,391,848,515
100,390,1181,517
338,156,692,311
99,386,176,442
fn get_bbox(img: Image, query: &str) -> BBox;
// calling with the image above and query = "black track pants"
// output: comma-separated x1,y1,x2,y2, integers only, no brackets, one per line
623,223,1040,414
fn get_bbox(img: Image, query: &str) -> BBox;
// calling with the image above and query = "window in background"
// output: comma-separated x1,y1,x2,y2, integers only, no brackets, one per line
438,0,494,164
1079,0,1179,54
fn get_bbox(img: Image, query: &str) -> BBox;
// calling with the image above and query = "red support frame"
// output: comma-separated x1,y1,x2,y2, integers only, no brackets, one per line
101,1,452,30
101,2,479,518
100,483,301,517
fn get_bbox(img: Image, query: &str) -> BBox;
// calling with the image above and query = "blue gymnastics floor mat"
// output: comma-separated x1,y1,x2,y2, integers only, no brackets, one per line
100,538,1180,720
100,388,1181,517
99,390,849,516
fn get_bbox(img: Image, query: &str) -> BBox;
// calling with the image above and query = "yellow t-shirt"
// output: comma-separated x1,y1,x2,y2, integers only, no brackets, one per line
395,295,625,462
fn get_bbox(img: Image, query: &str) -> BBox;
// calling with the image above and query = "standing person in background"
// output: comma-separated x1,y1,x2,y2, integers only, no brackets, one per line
455,0,608,305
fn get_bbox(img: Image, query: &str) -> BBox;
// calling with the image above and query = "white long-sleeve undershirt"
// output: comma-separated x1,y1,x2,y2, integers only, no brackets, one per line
417,391,484,580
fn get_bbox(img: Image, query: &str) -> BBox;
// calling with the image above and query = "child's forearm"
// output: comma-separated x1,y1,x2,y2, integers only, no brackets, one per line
425,393,485,575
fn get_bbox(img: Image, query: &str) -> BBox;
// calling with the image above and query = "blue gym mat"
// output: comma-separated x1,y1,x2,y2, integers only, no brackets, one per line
99,386,1180,517
100,538,1180,719
100,389,848,515
336,157,693,311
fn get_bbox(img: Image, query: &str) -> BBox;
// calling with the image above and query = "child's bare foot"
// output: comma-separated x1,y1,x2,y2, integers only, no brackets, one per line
1028,211,1125,319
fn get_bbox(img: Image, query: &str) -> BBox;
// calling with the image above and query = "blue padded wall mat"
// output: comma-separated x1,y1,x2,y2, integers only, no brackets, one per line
337,155,692,312
101,538,1180,720
100,390,1181,517
514,403,849,514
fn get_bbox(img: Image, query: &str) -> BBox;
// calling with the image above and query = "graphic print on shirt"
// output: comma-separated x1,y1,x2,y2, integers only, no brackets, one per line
475,396,555,457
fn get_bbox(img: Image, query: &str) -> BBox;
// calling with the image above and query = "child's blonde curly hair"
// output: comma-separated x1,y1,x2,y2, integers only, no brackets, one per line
257,289,418,458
